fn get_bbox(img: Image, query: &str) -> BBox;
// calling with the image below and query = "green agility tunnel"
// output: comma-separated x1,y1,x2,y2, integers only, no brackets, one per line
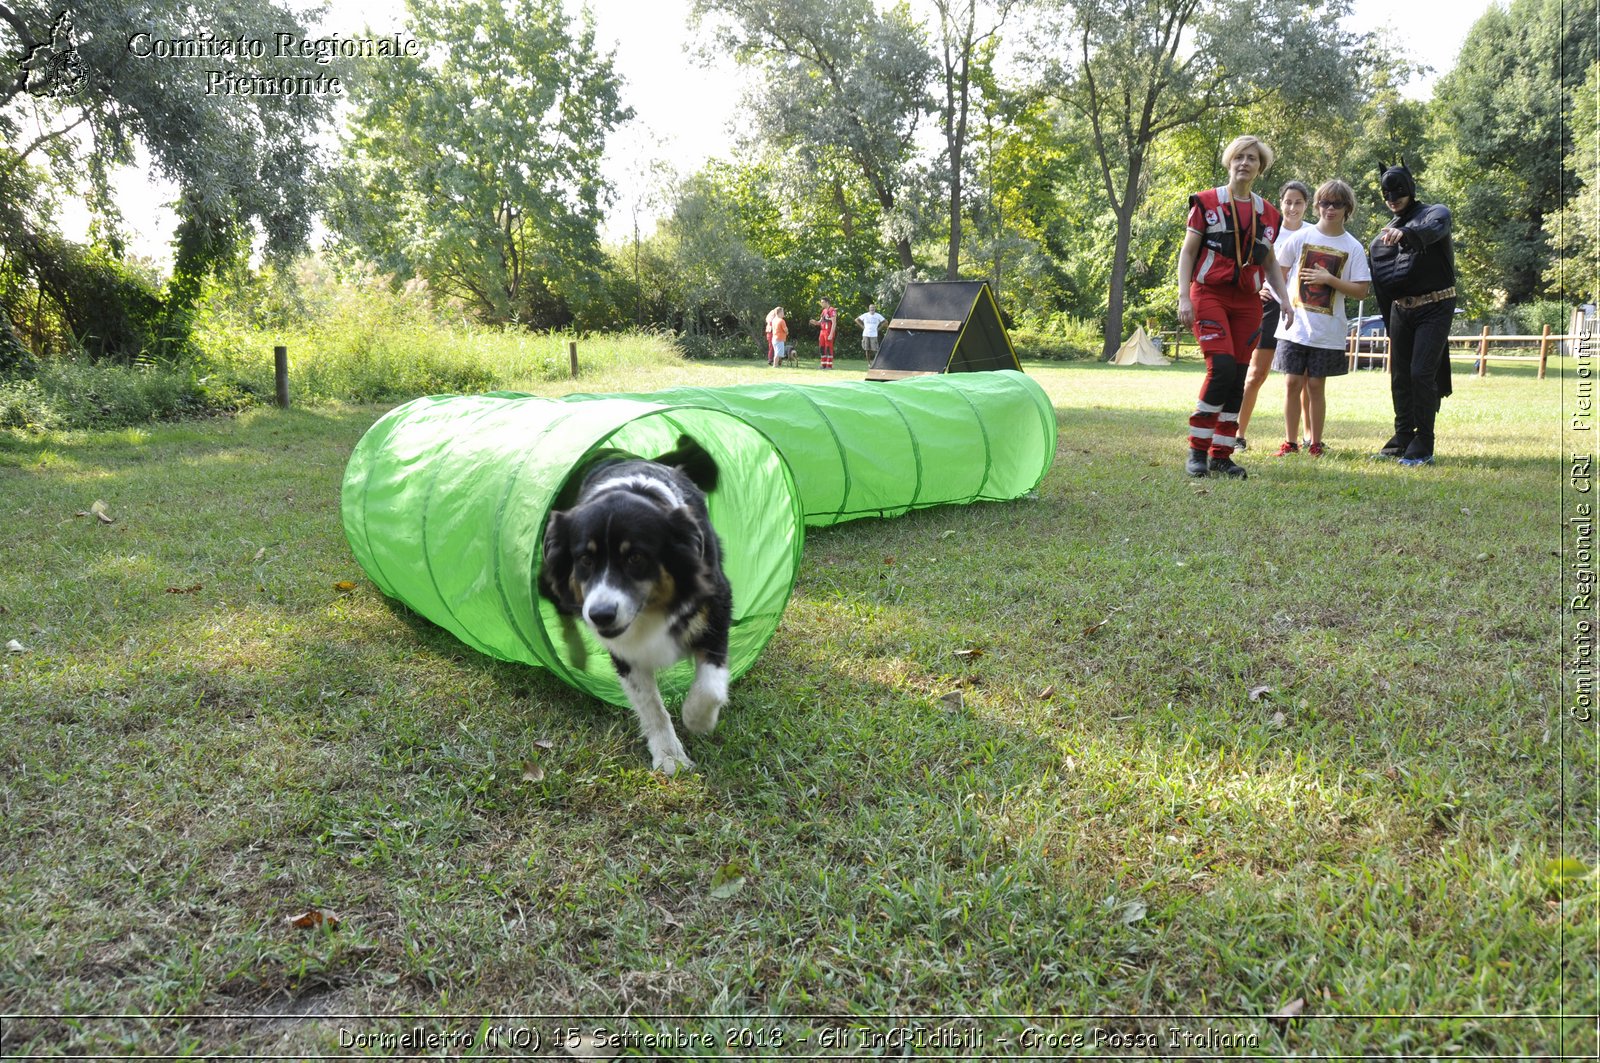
341,370,1056,707
342,396,804,707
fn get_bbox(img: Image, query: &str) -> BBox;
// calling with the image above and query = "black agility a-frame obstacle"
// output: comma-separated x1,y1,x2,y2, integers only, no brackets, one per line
866,280,1020,380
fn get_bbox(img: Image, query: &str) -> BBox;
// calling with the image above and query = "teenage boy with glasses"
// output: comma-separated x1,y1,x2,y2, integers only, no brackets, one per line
1269,179,1371,458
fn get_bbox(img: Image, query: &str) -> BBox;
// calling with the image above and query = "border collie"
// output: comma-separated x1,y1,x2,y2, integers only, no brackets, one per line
538,437,733,775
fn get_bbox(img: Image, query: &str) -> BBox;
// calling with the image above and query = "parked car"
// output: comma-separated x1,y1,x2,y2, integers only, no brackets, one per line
1348,315,1387,369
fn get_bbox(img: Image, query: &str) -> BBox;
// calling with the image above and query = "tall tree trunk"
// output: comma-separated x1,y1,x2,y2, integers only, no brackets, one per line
942,21,972,279
1101,157,1143,361
832,178,856,241
946,152,963,278
895,236,914,271
1102,207,1134,361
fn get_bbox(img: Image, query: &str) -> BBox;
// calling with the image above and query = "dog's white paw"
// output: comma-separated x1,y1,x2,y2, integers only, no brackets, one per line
651,747,695,776
681,664,728,735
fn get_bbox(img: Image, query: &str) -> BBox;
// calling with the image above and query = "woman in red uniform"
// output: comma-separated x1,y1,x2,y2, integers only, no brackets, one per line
1176,135,1295,479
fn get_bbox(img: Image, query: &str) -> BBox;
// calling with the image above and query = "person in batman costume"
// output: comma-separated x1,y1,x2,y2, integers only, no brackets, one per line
1367,163,1455,466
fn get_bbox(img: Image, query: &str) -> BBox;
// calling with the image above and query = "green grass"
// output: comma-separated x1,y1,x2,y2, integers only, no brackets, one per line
0,352,1594,1057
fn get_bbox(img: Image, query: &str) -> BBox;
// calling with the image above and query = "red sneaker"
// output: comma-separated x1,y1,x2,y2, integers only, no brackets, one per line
1274,440,1300,457
1308,442,1326,457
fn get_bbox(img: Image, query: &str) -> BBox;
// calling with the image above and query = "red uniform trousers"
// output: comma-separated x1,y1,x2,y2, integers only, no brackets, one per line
1186,281,1264,459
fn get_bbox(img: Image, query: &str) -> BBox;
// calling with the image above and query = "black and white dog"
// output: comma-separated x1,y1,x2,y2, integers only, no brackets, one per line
538,437,733,775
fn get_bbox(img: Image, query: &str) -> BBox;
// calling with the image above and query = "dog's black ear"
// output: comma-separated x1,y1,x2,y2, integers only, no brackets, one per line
667,505,707,562
655,434,720,494
539,510,576,610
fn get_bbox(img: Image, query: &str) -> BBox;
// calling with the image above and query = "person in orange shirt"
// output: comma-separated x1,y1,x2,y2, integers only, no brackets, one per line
770,308,789,366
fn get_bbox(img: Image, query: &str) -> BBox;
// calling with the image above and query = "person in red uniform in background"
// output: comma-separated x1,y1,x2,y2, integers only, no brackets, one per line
810,298,838,369
1176,135,1296,479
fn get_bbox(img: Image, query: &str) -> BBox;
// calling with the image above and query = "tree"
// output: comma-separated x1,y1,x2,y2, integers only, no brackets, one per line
1033,0,1362,359
693,0,935,271
329,0,628,327
657,166,773,341
1427,0,1597,305
1544,60,1600,302
930,0,1017,280
0,0,333,359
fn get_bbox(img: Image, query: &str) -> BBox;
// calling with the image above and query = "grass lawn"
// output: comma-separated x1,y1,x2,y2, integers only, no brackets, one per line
0,351,1594,1057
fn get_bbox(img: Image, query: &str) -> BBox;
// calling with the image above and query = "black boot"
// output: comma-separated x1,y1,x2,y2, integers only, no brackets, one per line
1399,395,1437,465
1186,447,1210,477
1400,433,1435,466
1208,455,1248,479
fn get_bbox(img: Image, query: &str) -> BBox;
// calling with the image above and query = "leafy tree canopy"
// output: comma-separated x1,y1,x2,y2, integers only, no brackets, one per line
329,0,628,328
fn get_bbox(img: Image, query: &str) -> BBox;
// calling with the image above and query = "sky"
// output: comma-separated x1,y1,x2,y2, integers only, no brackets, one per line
57,0,1501,264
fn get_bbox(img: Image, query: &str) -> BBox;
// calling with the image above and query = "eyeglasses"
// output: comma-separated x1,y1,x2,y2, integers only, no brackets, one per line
1317,200,1348,210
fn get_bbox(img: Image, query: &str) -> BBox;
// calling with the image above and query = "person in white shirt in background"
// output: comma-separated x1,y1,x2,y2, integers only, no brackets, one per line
856,304,886,363
1270,179,1371,457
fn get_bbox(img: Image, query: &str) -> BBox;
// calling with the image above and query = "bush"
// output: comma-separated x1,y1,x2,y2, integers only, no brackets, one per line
1010,313,1106,361
1512,300,1572,335
673,333,765,361
194,266,691,402
0,357,238,430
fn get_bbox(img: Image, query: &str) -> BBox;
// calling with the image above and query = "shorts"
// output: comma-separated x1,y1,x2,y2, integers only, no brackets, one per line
1272,339,1348,378
1257,299,1280,350
773,340,787,359
1189,282,1262,363
862,335,879,353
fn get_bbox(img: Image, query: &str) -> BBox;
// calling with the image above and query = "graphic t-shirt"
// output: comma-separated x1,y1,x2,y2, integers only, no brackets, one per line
1273,225,1371,351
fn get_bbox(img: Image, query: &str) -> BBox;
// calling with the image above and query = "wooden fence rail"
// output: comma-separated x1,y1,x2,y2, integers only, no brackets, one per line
1155,325,1580,379
1346,324,1579,378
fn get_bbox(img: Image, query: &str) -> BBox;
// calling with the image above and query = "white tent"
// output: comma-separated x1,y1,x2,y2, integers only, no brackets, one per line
1111,326,1171,366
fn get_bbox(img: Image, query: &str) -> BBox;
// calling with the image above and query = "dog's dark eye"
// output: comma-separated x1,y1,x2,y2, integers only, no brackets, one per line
575,554,595,576
624,553,652,579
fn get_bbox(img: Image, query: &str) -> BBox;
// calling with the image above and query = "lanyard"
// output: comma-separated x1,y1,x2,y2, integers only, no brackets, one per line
1228,194,1254,271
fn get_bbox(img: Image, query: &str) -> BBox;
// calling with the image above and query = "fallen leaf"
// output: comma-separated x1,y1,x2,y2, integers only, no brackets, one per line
165,584,203,595
6,639,26,654
1083,616,1112,636
1248,685,1273,702
709,862,746,900
939,529,956,540
1544,856,1593,880
1269,711,1287,729
333,581,357,593
90,500,115,524
882,555,896,566
252,547,266,562
938,690,965,712
953,648,984,660
1038,685,1056,700
286,907,341,930
1120,901,1147,925
1269,998,1306,1031
520,761,546,783
532,738,555,750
